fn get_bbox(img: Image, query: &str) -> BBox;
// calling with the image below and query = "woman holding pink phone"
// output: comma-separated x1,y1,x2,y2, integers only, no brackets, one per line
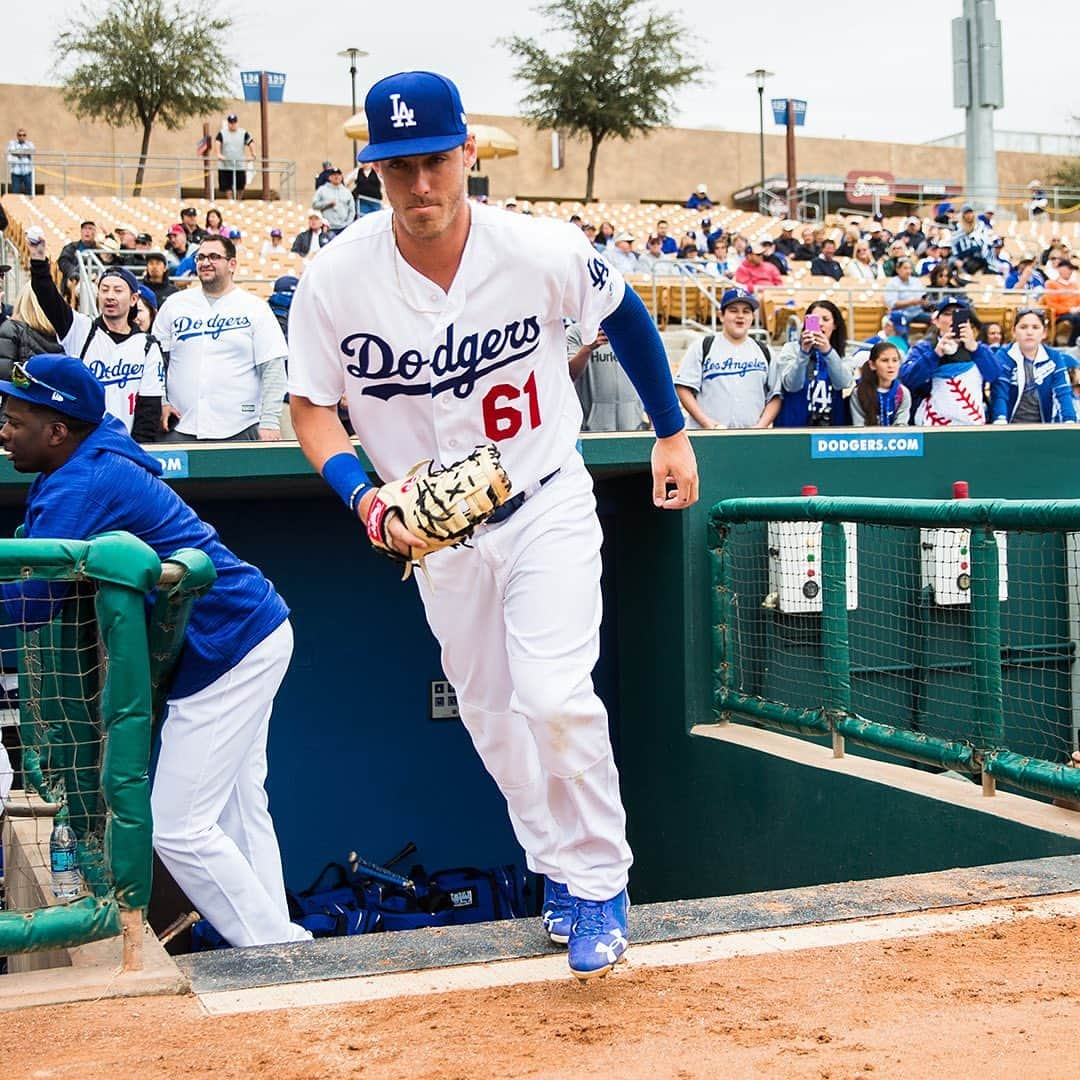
773,300,856,427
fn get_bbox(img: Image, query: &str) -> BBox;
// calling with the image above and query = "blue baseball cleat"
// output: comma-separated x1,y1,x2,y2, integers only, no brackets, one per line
567,889,629,980
541,877,573,945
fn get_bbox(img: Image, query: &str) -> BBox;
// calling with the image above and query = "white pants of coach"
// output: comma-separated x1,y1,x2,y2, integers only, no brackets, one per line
418,451,632,902
152,619,309,947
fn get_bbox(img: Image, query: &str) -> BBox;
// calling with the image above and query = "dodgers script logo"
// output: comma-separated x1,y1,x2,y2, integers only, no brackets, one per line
341,317,542,401
172,314,253,342
702,354,767,380
389,93,416,129
86,358,144,388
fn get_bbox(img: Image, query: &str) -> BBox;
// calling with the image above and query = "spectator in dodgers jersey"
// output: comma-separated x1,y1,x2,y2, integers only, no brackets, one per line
674,288,781,429
155,235,287,442
990,307,1076,424
7,127,34,195
567,324,648,432
0,354,310,950
27,234,163,442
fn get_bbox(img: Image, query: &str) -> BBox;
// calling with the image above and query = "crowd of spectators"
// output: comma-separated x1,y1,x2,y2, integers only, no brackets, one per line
3,170,1078,444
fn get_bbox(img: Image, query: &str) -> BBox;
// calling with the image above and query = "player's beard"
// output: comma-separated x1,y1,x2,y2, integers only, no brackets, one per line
396,184,467,243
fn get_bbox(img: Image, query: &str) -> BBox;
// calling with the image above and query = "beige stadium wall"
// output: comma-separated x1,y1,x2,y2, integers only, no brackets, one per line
0,83,1063,215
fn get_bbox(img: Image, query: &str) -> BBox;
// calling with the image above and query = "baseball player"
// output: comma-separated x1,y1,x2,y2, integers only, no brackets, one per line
288,71,698,980
0,354,310,948
154,235,287,441
27,237,163,442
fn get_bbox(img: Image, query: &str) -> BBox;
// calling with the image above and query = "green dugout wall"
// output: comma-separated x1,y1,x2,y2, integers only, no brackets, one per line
1,427,1077,905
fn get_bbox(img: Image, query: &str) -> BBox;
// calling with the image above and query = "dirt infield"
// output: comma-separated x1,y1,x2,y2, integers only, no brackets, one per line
7,907,1079,1079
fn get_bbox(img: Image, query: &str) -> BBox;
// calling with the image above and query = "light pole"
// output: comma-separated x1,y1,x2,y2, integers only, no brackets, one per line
338,47,370,166
746,69,774,213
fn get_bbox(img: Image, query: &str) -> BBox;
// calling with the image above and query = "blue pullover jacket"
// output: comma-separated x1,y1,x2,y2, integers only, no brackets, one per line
2,414,288,698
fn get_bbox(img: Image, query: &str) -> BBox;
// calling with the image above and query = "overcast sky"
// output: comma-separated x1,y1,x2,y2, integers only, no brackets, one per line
6,0,1076,145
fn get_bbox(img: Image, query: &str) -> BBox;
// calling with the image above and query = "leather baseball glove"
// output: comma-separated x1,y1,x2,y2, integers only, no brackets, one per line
365,444,513,580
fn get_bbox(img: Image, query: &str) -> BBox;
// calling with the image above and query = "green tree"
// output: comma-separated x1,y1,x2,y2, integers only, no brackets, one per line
501,0,705,201
1049,159,1080,191
55,0,232,196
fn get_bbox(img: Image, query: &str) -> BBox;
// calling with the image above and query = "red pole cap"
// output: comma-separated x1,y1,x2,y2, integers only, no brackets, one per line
952,481,969,500
801,485,818,497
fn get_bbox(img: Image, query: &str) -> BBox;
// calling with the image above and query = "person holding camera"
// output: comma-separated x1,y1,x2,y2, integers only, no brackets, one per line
899,298,1001,426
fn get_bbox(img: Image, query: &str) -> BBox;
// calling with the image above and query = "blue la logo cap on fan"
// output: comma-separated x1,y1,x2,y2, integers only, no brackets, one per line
720,286,758,311
0,354,106,424
357,71,468,163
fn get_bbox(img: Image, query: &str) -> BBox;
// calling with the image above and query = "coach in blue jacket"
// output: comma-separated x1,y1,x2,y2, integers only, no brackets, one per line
0,354,309,948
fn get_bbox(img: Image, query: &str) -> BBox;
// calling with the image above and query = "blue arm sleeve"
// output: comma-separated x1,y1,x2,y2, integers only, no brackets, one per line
600,288,684,438
322,451,374,514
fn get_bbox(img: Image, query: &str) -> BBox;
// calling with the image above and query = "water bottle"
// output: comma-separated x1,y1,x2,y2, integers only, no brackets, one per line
50,807,81,899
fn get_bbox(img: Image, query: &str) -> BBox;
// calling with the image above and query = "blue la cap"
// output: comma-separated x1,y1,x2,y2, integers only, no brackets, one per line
0,354,106,424
720,287,758,312
273,274,299,293
935,295,971,314
99,266,139,293
358,71,468,163
136,284,158,311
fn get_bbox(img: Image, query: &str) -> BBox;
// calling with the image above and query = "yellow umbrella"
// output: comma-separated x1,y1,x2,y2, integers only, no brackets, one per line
342,115,519,160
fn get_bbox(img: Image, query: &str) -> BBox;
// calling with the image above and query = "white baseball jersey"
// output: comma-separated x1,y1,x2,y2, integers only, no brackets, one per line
287,203,625,487
155,286,288,439
60,311,164,434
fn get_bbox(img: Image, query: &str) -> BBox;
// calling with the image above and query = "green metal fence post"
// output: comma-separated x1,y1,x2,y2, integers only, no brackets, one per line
821,522,852,757
969,526,1005,795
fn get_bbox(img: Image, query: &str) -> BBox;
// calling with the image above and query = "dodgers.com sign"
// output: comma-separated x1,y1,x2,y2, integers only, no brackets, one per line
810,433,923,460
146,450,189,479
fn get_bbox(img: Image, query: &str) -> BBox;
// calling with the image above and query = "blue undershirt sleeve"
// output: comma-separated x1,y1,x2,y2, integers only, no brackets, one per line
600,289,685,438
322,451,374,515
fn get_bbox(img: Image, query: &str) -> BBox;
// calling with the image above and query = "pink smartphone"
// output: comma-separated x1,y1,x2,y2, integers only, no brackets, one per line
804,314,821,334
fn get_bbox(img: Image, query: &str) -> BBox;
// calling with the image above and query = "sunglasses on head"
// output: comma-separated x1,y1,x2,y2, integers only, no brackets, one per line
11,361,75,402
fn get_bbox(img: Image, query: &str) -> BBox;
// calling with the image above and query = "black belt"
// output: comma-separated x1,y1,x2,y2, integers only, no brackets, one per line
488,469,560,524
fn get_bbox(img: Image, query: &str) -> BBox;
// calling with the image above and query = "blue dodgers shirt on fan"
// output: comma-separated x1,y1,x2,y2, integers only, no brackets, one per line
0,415,286,698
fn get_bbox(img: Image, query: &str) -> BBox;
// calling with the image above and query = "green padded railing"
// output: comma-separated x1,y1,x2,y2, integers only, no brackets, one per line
709,497,1080,805
0,535,215,958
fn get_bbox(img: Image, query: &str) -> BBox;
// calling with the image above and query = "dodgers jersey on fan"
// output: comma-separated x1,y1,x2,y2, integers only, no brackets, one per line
287,203,625,487
155,287,288,439
60,310,164,434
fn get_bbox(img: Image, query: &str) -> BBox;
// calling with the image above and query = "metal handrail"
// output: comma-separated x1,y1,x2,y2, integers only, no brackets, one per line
23,151,297,201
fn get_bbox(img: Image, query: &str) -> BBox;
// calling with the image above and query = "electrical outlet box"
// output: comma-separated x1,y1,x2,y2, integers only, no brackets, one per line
767,521,858,613
920,528,1008,605
430,680,460,720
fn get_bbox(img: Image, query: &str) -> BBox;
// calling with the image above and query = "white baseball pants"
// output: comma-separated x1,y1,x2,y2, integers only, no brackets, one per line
152,619,310,947
418,452,632,901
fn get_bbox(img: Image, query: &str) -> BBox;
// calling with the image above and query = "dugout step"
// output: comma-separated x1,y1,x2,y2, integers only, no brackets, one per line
177,852,1080,995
